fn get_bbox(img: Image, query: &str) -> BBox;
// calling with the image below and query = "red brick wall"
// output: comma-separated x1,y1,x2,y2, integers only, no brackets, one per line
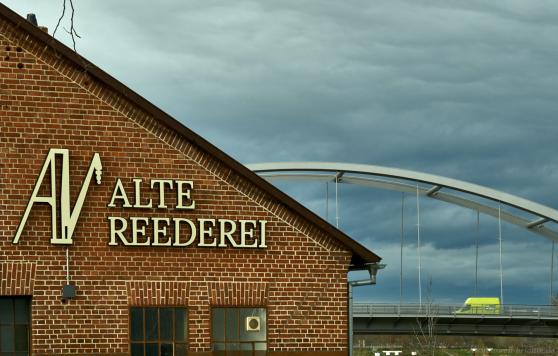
0,16,351,356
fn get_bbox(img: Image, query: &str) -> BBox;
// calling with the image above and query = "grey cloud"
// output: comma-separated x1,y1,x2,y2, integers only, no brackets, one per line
4,0,558,304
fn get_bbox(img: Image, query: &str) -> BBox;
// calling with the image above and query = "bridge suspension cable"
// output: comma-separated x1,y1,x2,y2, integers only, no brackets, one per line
551,241,555,304
400,193,404,309
416,184,422,308
475,210,480,297
504,203,508,306
325,182,329,221
335,173,340,228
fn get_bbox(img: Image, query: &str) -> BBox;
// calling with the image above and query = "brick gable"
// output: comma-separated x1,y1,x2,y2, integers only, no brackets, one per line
0,5,379,355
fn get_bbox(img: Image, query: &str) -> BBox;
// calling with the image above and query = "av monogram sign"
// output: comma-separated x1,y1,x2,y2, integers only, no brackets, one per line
13,149,102,245
13,149,267,248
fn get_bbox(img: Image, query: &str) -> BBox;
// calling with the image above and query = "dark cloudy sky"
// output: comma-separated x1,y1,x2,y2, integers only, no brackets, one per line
5,0,558,305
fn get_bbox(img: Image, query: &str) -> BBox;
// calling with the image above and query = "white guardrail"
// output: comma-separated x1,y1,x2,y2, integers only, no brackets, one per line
353,303,558,319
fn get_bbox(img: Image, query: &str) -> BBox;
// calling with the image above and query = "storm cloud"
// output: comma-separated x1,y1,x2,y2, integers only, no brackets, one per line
5,0,558,304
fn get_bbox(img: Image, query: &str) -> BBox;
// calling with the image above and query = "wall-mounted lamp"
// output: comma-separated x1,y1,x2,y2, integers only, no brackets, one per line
61,284,76,303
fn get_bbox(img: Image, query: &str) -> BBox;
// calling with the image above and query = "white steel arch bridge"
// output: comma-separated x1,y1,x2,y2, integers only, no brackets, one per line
246,162,558,337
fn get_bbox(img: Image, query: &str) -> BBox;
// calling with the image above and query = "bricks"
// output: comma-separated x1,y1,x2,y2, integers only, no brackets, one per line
208,282,269,306
0,7,358,356
0,262,36,295
127,281,189,306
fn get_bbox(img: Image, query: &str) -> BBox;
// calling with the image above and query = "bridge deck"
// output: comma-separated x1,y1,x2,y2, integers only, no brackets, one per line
354,303,558,319
353,304,558,337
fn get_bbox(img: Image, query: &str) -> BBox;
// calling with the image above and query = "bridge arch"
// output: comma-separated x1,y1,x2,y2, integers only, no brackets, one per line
246,162,558,242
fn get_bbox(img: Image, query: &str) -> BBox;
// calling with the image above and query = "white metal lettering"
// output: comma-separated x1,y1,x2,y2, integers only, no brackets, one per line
13,149,102,245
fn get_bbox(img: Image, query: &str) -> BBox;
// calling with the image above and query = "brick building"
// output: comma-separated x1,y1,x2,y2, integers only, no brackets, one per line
0,4,380,356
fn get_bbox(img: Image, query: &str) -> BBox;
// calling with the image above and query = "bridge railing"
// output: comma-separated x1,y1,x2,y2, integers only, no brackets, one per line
353,303,558,319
